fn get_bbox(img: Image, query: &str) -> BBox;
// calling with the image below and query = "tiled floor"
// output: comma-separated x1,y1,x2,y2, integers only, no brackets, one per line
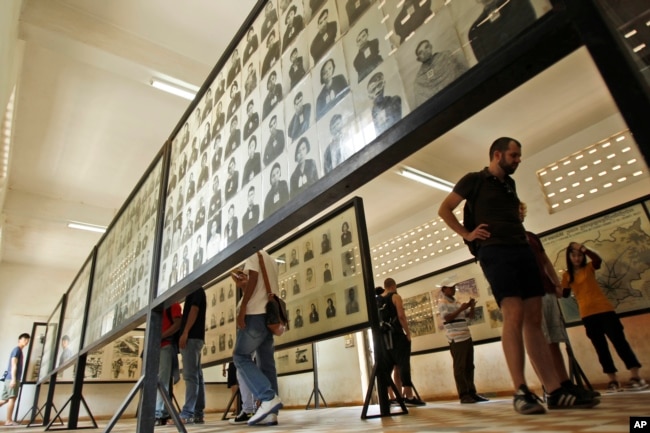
3,390,648,432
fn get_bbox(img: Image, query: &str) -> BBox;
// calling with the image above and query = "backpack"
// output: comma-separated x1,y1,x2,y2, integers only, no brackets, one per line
462,172,484,258
377,292,398,333
165,307,182,353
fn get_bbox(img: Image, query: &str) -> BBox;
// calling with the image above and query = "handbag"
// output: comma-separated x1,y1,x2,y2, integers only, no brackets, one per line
258,252,288,336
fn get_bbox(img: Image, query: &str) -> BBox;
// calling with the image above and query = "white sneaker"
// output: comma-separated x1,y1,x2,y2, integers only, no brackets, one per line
248,395,283,425
624,378,648,391
259,413,278,426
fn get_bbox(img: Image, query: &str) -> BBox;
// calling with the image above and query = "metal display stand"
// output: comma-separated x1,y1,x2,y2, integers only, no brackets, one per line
221,388,241,420
44,356,97,431
361,361,407,419
18,383,64,428
306,343,327,410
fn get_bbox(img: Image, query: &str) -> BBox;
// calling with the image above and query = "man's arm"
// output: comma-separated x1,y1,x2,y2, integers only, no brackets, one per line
179,305,198,349
442,299,474,322
162,317,182,340
438,191,489,242
10,354,18,386
392,294,411,341
233,269,260,329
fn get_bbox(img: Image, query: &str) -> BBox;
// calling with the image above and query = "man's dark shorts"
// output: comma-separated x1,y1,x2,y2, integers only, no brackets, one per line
477,244,544,306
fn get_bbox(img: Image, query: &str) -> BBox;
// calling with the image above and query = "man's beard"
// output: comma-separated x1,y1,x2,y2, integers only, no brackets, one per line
499,155,517,175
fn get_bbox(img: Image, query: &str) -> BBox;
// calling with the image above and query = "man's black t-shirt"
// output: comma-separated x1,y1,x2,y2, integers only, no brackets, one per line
453,168,526,248
182,289,207,340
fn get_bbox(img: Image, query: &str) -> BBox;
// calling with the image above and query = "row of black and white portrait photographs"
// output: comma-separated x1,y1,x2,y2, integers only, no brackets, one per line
202,278,238,363
278,282,362,339
273,214,358,295
271,208,364,339
86,164,162,343
176,0,550,181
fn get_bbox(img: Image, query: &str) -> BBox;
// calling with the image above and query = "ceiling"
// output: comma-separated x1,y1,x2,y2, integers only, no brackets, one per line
0,0,644,305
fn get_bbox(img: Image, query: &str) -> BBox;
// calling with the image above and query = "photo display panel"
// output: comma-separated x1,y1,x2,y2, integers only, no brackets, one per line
540,201,650,324
84,329,144,382
84,158,162,348
38,298,63,383
56,255,92,376
24,323,46,383
274,344,314,375
201,276,238,365
269,197,371,347
157,0,551,296
397,262,501,355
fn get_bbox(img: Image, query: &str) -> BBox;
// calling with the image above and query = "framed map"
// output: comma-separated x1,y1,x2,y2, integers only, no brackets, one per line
540,201,650,324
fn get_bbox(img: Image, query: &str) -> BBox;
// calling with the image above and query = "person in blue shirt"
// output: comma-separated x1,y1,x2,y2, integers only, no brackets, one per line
0,333,30,426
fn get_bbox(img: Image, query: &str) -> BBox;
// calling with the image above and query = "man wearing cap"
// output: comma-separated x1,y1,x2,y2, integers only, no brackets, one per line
437,278,488,404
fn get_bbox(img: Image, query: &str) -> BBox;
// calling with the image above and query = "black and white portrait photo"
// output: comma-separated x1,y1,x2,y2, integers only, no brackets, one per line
309,301,320,323
223,202,239,246
224,114,242,160
243,60,259,100
212,71,226,106
313,44,350,121
241,180,262,234
261,28,282,79
351,59,409,142
322,260,333,283
337,0,374,33
281,3,306,51
316,95,359,175
320,231,332,254
262,68,284,120
289,130,321,198
388,0,436,45
325,294,337,318
242,26,260,65
282,35,310,91
262,160,290,219
285,78,315,142
259,0,279,43
211,132,224,174
202,86,214,121
224,156,240,202
447,0,547,64
226,80,242,122
307,1,341,64
211,99,226,138
341,249,356,276
242,133,262,186
262,109,286,167
342,5,390,84
345,285,360,314
226,47,242,88
395,6,469,110
243,94,260,141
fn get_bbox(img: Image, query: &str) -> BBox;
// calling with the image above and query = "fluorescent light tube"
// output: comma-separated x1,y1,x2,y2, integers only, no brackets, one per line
150,79,197,101
399,167,454,192
67,222,107,233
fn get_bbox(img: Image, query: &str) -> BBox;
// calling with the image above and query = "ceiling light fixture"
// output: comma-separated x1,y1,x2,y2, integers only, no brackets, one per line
67,222,107,234
399,166,454,192
150,78,198,101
